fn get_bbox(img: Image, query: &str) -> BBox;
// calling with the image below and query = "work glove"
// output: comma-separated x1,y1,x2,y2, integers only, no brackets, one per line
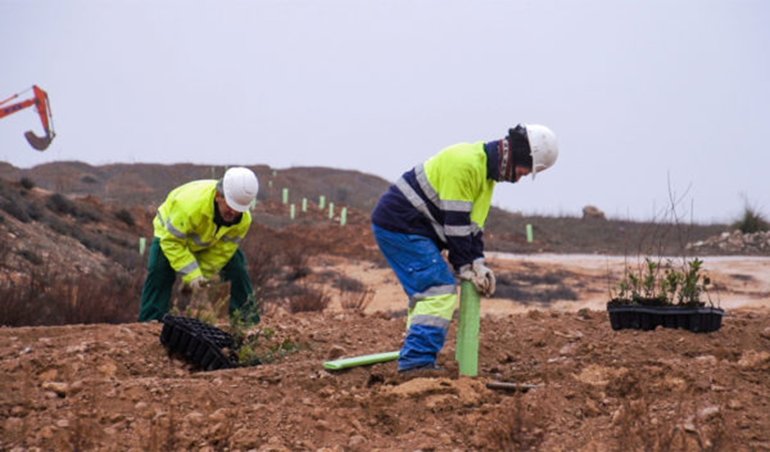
458,259,496,297
472,258,496,297
183,276,209,293
458,263,476,284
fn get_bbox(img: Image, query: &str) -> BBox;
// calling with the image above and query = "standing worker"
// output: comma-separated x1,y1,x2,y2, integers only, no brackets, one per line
139,167,261,324
371,124,559,372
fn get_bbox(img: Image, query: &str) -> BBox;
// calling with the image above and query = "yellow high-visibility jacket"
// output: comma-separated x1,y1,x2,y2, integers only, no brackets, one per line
423,141,496,232
371,141,496,269
153,180,251,283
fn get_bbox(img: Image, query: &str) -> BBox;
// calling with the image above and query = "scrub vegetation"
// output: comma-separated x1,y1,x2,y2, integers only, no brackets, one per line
734,203,769,234
0,264,144,326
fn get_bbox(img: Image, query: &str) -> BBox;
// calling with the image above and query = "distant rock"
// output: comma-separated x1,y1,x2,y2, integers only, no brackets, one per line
582,205,605,220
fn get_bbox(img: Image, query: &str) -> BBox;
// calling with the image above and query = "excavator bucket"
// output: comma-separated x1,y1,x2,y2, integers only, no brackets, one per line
1,85,56,151
24,130,53,151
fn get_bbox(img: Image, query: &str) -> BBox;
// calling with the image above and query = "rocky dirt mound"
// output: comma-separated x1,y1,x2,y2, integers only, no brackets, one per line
0,177,152,279
687,230,770,255
2,308,769,451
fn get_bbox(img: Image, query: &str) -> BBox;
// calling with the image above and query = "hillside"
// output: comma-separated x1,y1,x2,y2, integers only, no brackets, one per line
0,161,754,269
0,161,390,212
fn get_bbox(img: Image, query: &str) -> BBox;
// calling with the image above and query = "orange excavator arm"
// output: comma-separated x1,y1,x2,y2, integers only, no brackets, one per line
0,85,56,151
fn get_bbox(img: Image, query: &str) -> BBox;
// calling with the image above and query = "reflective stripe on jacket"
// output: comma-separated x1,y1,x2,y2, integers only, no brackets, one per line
371,142,495,269
153,180,252,283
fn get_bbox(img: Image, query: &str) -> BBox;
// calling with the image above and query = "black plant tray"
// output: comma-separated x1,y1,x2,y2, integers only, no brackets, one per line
160,314,238,371
607,305,725,333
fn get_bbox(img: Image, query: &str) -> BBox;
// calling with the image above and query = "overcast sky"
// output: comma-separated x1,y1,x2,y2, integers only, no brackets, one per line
1,0,768,223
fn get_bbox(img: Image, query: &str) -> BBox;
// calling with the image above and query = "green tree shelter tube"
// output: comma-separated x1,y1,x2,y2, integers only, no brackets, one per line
456,281,480,376
323,351,400,370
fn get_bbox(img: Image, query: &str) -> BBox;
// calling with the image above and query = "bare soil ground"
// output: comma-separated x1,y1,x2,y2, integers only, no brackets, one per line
2,253,770,451
2,164,770,450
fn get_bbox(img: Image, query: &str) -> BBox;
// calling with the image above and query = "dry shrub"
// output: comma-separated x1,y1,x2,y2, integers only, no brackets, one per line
284,239,311,280
0,235,12,269
240,224,329,318
20,176,35,190
0,264,144,327
286,282,329,313
115,208,135,226
242,234,283,290
1,197,31,223
495,271,578,304
333,273,372,311
334,274,366,292
62,271,144,324
241,225,318,296
733,196,768,234
257,293,283,319
340,287,373,312
46,192,77,216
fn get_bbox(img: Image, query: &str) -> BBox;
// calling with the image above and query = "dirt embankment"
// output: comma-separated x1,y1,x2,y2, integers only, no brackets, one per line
2,285,770,451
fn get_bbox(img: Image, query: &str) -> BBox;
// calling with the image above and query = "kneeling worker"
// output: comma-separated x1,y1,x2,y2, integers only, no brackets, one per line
139,166,260,324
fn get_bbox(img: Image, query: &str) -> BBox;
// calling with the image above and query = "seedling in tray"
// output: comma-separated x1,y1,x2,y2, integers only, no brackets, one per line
607,257,724,333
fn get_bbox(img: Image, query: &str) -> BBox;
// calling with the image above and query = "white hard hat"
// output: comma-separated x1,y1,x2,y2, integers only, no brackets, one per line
222,167,259,212
525,124,559,179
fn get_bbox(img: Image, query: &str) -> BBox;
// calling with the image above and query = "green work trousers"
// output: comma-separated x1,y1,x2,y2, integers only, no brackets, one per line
138,238,259,324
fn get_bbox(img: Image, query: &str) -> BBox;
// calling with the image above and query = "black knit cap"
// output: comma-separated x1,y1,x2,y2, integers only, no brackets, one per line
507,124,533,170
